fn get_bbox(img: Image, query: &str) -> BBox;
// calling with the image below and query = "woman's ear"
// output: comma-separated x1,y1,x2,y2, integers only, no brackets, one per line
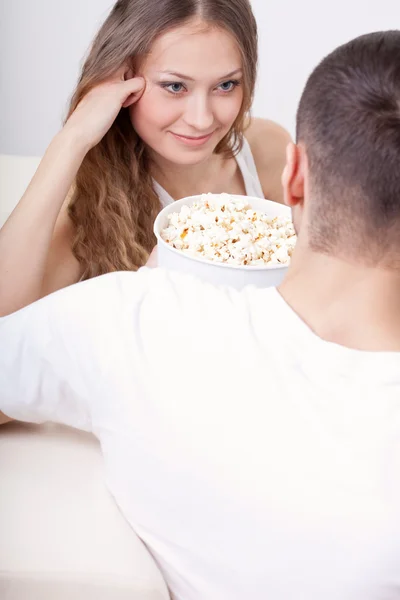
124,67,134,81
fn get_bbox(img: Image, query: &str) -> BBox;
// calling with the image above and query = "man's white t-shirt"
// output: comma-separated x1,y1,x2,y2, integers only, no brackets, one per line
1,268,400,600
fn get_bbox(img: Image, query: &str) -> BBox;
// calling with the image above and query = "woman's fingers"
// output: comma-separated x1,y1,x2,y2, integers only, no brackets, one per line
122,77,146,107
64,71,145,150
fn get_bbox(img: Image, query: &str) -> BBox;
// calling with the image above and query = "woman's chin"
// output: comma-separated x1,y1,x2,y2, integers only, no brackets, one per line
155,145,217,166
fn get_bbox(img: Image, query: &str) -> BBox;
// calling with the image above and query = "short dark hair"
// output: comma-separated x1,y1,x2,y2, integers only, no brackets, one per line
296,31,400,266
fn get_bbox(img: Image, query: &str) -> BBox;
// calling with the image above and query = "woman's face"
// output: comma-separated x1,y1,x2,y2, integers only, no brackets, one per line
129,20,244,166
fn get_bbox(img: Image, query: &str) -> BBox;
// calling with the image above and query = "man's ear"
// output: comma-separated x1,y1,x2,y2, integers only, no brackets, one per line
281,142,305,208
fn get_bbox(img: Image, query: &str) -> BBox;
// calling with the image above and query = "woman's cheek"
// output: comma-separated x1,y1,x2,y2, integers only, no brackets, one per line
129,87,180,132
129,88,155,130
215,102,242,132
216,90,244,125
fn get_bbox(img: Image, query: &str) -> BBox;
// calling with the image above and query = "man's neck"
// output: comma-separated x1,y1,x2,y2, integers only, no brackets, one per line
278,244,400,352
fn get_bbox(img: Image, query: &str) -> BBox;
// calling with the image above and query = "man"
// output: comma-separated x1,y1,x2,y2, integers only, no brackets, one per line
2,31,400,600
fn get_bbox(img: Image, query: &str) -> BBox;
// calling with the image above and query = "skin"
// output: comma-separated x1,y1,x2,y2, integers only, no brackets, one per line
0,413,12,425
279,142,400,352
0,18,290,318
129,22,290,202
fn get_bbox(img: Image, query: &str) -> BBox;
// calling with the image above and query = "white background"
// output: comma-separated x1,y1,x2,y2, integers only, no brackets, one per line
1,0,399,156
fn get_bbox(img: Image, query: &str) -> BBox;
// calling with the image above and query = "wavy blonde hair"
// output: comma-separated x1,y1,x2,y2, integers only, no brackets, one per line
66,0,258,279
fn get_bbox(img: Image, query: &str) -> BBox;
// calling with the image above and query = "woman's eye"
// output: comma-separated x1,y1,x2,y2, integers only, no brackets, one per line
218,80,239,92
163,82,185,94
161,80,240,95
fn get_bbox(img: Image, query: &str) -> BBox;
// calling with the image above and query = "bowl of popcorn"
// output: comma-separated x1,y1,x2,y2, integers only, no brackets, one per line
154,193,296,289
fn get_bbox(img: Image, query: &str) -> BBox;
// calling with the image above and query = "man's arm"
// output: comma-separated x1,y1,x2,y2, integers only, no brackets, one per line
0,276,105,429
0,270,153,429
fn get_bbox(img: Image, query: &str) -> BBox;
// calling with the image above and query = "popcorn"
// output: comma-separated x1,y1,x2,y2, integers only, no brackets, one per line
161,193,297,266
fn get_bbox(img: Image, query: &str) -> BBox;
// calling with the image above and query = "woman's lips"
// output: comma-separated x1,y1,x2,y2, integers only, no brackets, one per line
170,131,214,147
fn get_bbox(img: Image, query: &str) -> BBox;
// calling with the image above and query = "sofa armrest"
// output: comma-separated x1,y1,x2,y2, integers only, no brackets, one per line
0,154,42,227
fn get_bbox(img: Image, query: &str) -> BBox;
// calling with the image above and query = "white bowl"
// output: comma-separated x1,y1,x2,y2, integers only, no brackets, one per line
154,195,292,290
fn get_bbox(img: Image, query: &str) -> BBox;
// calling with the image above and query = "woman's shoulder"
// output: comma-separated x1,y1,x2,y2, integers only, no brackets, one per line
245,117,292,204
246,116,291,149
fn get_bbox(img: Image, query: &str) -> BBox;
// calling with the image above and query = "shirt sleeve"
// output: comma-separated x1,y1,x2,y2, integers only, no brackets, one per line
0,267,235,431
0,271,144,430
0,292,88,429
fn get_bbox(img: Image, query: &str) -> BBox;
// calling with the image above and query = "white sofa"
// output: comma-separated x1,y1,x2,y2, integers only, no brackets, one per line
0,154,170,600
0,154,41,228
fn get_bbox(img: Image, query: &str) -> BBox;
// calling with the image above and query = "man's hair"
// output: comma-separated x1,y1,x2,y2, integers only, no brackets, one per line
296,31,400,266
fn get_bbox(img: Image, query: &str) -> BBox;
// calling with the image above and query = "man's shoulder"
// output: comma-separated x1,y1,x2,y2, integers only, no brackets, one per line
1,269,282,328
22,268,284,350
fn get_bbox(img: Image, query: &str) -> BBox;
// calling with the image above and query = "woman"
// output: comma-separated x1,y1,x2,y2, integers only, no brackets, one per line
0,0,290,316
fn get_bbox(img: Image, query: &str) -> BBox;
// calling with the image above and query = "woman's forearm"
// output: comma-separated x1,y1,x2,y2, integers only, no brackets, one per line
0,128,88,316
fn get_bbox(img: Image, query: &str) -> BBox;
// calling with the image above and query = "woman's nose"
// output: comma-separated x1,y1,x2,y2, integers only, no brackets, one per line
183,95,214,132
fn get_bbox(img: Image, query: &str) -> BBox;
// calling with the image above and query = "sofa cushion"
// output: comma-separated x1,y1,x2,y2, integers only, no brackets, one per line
0,422,169,600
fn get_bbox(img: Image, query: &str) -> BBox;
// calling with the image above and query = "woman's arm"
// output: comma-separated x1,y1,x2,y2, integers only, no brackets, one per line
0,130,89,316
0,73,145,318
246,117,292,204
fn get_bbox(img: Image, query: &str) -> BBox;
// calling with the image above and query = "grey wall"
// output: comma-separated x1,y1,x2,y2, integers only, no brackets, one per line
0,0,113,155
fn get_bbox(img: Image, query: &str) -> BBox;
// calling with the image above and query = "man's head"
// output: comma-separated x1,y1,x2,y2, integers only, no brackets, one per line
283,31,400,268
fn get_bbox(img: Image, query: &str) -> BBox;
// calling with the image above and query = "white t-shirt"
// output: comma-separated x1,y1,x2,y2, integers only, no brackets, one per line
1,269,400,600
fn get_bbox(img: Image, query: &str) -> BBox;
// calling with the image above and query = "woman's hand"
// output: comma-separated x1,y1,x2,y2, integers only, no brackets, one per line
64,68,145,151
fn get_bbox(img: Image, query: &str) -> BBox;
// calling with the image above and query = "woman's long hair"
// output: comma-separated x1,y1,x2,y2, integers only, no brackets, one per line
66,0,258,279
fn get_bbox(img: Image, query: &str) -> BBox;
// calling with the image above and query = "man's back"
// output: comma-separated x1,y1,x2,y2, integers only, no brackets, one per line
2,269,400,599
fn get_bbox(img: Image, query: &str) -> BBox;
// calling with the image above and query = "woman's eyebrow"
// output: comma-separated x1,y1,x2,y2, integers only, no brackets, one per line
157,68,243,81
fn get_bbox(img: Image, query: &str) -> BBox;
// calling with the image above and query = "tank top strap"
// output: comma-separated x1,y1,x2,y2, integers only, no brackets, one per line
235,136,265,198
152,179,175,208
